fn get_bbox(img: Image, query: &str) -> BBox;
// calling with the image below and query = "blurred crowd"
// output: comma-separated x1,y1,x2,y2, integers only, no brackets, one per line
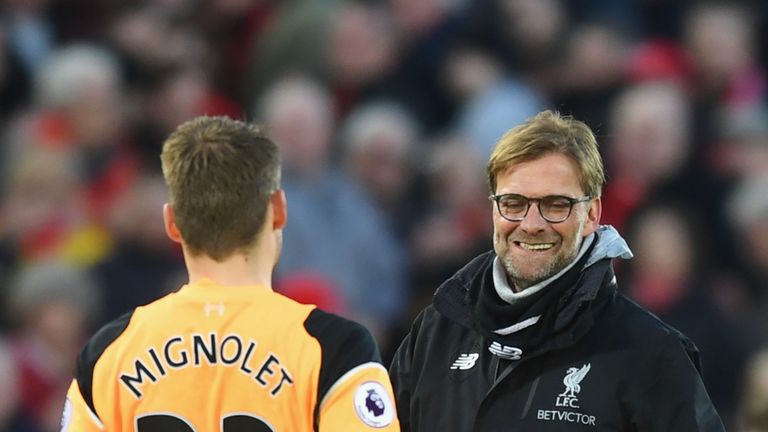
0,0,767,430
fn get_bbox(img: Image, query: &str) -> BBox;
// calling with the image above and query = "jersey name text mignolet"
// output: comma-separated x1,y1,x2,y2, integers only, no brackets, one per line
62,280,399,431
119,332,293,399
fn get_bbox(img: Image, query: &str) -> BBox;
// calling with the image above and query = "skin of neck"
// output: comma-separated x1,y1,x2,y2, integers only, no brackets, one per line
162,190,287,289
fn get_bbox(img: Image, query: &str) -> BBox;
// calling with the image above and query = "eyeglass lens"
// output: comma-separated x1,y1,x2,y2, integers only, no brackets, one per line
497,195,574,222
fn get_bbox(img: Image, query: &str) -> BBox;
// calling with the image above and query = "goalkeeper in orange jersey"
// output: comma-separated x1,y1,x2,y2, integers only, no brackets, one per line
61,116,399,431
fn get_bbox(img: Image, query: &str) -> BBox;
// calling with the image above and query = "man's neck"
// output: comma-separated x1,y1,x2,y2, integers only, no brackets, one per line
183,248,275,289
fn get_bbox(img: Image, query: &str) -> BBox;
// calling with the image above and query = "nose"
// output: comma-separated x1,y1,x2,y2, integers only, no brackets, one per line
518,201,547,234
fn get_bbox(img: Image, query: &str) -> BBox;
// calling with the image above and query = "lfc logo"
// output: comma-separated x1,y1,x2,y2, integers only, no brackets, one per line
555,363,591,409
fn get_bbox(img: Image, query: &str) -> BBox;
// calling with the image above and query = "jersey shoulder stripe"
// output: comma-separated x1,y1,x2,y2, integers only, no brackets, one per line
319,361,388,411
303,309,381,425
75,310,134,417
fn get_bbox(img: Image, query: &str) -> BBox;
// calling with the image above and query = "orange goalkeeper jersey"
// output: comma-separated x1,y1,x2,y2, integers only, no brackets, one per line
61,279,399,431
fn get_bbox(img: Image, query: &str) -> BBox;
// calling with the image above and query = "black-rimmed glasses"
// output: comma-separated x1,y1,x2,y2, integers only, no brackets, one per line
489,193,592,223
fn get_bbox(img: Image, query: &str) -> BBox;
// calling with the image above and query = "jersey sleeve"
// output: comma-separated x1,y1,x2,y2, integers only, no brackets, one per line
304,308,400,431
61,311,133,431
61,380,105,431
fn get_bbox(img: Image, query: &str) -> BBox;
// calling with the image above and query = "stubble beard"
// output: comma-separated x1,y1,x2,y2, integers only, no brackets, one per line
498,219,585,290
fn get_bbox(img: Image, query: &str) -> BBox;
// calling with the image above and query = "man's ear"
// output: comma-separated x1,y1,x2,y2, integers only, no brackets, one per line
582,196,602,237
163,203,183,243
271,189,287,230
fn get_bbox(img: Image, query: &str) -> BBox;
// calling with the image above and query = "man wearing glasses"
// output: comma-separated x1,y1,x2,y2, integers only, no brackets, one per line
389,110,724,431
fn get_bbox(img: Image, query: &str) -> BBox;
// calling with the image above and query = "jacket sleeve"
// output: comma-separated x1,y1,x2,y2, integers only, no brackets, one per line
632,335,725,431
389,311,427,432
61,380,105,431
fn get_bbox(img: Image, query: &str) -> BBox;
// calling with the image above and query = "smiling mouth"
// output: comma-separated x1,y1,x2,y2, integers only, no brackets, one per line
515,241,555,251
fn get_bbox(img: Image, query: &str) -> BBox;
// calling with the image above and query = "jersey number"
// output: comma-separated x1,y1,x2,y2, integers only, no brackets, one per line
136,413,275,431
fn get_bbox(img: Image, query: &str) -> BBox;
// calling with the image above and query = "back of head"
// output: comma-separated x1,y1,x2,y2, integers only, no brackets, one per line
487,110,605,197
160,116,280,261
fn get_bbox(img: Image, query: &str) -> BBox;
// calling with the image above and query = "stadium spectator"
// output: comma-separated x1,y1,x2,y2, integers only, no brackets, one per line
259,76,407,345
8,261,100,432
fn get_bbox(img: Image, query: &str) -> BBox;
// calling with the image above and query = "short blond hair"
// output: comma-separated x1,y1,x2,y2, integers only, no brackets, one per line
161,116,280,260
487,110,605,197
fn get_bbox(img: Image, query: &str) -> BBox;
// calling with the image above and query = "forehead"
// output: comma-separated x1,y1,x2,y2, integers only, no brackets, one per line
495,153,584,196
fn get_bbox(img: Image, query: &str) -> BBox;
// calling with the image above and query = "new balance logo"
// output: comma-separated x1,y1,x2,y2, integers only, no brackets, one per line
488,341,522,360
450,353,479,370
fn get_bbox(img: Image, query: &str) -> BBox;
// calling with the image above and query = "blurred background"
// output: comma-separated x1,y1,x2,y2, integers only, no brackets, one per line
0,0,766,430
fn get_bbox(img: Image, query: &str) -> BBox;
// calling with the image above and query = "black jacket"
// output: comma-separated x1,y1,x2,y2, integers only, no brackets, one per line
389,250,725,431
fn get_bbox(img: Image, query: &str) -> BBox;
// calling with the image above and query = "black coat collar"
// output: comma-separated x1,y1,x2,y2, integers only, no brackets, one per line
433,248,616,355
